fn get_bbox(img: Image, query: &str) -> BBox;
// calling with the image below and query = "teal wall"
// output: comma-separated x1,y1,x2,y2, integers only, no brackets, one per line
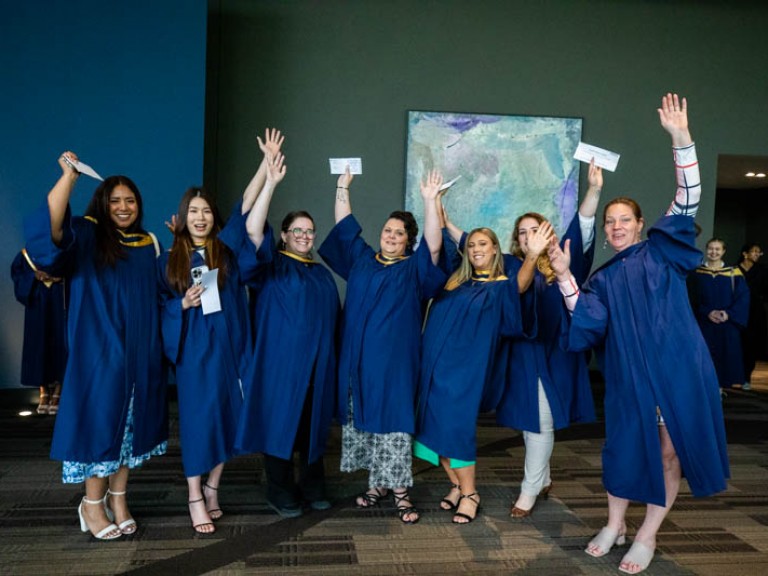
1,1,207,388
207,0,768,262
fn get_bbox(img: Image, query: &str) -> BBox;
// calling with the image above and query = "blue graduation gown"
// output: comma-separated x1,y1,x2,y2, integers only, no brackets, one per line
567,215,729,506
11,250,68,387
24,203,167,462
496,215,596,432
689,266,750,388
158,208,250,477
318,214,447,434
235,224,340,463
416,275,523,461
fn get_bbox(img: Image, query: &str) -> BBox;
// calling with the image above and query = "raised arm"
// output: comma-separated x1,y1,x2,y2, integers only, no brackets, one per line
516,221,555,293
420,170,444,265
245,152,286,249
48,152,80,245
658,93,700,218
334,166,353,223
549,238,580,312
241,128,284,214
439,192,464,244
578,158,603,252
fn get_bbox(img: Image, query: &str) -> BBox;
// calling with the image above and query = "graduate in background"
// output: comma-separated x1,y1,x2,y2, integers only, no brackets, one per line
24,152,167,541
738,243,768,390
236,133,340,519
11,249,67,415
689,238,750,394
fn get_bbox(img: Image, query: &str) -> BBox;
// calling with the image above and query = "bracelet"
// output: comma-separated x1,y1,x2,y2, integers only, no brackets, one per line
336,186,348,190
564,290,579,298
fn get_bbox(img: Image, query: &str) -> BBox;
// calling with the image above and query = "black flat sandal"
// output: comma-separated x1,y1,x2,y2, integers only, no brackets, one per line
355,487,387,508
393,490,419,524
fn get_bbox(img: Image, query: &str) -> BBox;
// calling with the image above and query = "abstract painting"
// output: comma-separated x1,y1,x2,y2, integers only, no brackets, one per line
405,111,583,247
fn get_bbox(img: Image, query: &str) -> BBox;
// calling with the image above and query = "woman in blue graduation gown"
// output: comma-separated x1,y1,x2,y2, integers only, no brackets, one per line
414,226,525,524
318,168,446,524
24,152,167,540
549,95,729,575
235,146,340,518
158,186,253,534
495,163,601,518
689,238,750,392
11,249,68,415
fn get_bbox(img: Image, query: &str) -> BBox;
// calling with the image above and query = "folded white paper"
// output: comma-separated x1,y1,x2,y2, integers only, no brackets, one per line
63,155,104,181
439,175,462,192
200,268,222,315
329,158,362,175
574,142,620,172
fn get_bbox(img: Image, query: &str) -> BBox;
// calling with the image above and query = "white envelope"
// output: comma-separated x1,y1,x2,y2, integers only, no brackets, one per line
200,268,222,315
329,158,362,174
574,142,620,172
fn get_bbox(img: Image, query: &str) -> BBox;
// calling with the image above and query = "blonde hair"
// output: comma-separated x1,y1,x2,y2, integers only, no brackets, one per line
446,228,505,290
509,212,556,284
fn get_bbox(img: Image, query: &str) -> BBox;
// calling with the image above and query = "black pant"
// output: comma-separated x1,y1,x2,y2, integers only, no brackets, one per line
263,386,326,506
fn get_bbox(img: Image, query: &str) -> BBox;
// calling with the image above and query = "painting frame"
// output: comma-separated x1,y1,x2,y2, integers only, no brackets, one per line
404,110,583,247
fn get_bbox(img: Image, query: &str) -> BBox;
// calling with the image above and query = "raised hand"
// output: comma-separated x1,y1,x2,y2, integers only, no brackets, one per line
337,165,353,190
420,169,444,201
658,93,691,147
58,151,80,177
526,220,555,258
548,237,572,279
588,158,603,191
164,214,178,234
257,128,284,159
265,152,287,186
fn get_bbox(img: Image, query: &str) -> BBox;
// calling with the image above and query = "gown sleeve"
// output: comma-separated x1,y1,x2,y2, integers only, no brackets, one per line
318,214,374,280
23,202,75,275
157,254,186,365
728,272,751,329
218,201,248,253
238,223,275,288
11,252,36,306
647,215,702,277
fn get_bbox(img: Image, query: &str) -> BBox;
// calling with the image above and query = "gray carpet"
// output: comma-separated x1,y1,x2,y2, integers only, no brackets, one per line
1,366,767,575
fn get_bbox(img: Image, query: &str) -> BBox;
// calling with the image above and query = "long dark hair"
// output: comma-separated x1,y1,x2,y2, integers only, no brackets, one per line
165,187,229,294
84,175,145,267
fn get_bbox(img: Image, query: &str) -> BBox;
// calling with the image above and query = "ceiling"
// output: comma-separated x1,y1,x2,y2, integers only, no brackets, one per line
717,154,768,190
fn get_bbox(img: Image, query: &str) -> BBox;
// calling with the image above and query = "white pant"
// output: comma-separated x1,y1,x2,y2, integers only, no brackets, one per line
520,379,554,497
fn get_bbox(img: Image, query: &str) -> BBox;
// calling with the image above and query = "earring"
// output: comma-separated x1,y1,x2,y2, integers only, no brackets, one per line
602,238,608,250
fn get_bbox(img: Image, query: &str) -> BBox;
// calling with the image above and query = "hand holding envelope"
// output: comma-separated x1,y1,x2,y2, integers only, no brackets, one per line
61,153,104,181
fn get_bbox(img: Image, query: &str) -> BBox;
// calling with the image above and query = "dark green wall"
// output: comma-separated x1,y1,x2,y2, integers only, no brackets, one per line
207,0,768,267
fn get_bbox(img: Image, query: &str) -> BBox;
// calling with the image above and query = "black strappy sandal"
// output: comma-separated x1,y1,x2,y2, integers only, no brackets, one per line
452,492,480,524
393,490,420,524
355,487,387,508
440,482,461,511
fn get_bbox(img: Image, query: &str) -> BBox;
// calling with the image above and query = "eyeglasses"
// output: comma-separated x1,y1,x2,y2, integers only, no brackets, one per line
288,227,316,238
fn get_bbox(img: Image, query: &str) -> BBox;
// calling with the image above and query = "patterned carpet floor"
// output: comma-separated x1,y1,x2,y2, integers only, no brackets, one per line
1,365,767,575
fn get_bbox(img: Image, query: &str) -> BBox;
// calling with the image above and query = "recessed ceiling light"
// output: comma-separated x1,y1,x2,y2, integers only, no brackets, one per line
18,410,33,417
746,172,756,177
756,173,766,178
